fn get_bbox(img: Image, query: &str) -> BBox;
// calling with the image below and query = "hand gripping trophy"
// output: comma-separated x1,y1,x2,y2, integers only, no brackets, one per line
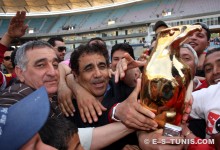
140,25,201,136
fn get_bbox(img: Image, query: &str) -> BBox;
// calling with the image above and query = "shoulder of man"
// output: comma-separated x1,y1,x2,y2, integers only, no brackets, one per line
0,83,35,107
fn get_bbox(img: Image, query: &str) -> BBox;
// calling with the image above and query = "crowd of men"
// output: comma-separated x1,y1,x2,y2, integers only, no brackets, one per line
0,11,219,150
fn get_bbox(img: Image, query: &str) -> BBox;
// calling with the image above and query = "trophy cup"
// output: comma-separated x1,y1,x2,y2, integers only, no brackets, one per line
140,25,201,136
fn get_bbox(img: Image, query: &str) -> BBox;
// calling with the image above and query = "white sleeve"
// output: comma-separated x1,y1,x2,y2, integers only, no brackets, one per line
78,127,94,150
190,89,206,119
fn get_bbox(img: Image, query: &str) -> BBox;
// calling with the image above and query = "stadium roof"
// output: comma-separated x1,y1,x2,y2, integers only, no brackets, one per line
0,0,143,16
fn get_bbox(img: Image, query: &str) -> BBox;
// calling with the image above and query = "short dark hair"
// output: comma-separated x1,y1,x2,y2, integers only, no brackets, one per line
39,117,78,150
111,43,135,60
193,22,211,41
15,40,54,71
153,20,168,32
88,37,104,43
70,43,109,75
47,36,64,47
88,37,106,48
206,47,220,57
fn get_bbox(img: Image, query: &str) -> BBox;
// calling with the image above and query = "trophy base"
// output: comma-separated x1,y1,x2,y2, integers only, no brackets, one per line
162,123,182,137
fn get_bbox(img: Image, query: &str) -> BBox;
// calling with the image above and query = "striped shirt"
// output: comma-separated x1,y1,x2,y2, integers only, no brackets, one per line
0,83,62,118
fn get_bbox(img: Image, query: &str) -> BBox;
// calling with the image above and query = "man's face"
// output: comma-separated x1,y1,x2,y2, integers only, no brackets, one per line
15,47,59,95
3,51,13,70
180,47,196,77
111,49,126,71
204,51,220,85
20,134,57,150
53,40,66,62
75,53,109,99
67,133,84,150
185,28,209,56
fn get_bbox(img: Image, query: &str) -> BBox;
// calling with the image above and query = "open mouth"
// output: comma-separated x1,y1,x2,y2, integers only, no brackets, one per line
188,42,197,47
93,81,105,88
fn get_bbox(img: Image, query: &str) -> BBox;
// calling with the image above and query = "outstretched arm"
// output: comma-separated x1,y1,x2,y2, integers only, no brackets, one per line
0,11,28,64
111,78,158,131
90,122,134,150
58,63,75,117
0,11,28,47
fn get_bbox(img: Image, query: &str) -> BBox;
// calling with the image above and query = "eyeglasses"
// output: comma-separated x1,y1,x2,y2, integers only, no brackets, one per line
4,56,11,61
57,46,66,52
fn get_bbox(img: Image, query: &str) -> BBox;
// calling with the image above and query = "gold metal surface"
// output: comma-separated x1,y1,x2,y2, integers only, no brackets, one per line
140,25,201,127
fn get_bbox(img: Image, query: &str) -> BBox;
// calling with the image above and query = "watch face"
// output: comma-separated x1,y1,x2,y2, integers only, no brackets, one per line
215,118,220,133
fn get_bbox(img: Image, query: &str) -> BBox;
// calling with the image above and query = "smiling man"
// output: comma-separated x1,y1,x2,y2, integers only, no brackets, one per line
0,40,62,118
69,43,156,149
186,23,210,57
204,47,220,85
70,44,111,126
185,23,210,77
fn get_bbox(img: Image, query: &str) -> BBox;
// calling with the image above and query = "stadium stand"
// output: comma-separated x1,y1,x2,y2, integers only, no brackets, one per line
0,0,220,56
0,0,219,36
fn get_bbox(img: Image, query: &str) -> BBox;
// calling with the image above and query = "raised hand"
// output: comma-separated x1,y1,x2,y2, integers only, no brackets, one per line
114,53,146,83
1,11,28,47
7,11,28,39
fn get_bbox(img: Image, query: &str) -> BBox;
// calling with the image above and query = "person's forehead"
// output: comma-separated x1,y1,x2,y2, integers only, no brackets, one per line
54,40,65,47
112,49,126,57
180,47,194,57
79,53,106,64
194,28,207,36
4,51,12,56
26,47,57,59
205,51,220,63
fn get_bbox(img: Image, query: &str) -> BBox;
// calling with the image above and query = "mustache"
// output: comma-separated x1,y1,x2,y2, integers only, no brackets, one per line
91,78,105,84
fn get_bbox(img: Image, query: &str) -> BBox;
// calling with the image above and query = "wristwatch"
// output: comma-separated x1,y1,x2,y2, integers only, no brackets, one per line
111,103,121,122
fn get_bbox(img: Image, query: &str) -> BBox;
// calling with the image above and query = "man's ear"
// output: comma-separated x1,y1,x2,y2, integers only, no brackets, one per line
15,66,25,82
207,41,210,48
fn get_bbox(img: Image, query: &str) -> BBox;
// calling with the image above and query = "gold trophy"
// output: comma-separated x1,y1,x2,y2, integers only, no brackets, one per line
140,25,201,136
